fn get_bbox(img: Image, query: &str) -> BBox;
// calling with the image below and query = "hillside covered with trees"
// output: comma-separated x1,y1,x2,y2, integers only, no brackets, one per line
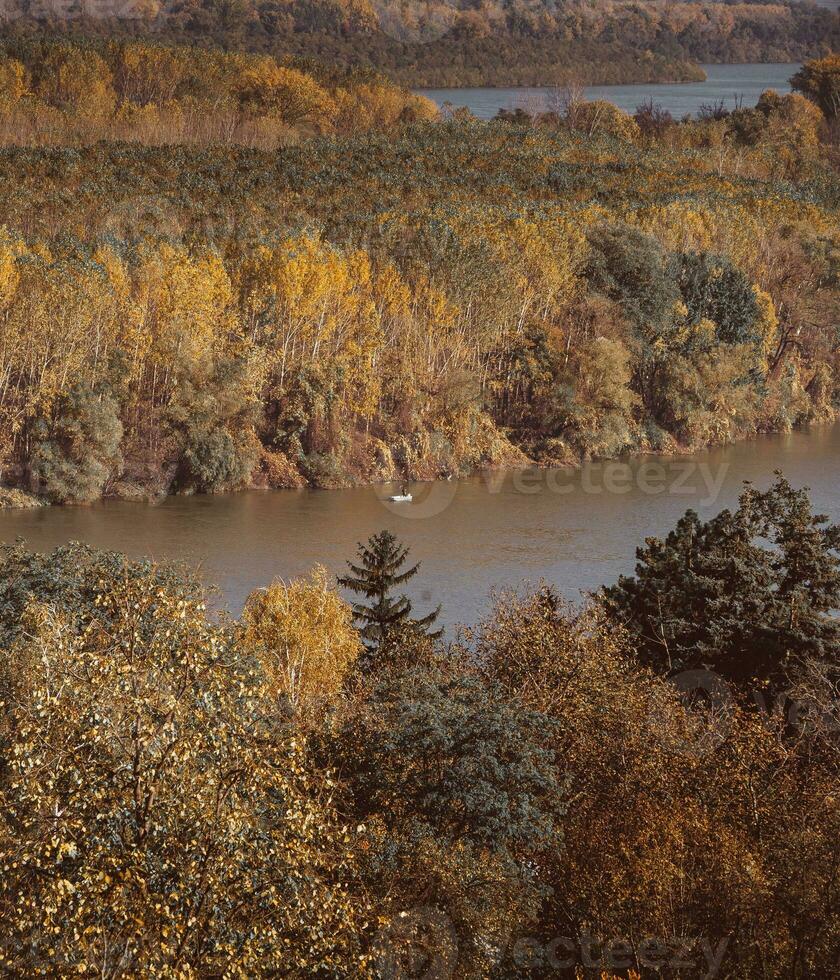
1,0,838,86
1,476,838,975
0,37,437,147
0,43,838,505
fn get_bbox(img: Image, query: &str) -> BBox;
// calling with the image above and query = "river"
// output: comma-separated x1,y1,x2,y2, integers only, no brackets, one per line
1,425,838,630
418,62,801,120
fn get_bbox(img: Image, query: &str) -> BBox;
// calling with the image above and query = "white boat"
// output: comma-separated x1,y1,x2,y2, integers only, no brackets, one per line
388,493,413,502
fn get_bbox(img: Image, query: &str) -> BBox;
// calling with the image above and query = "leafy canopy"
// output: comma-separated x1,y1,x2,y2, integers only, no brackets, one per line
602,475,840,691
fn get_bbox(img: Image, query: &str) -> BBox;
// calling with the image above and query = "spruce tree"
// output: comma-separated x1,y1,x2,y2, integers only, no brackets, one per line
603,474,840,693
339,530,441,659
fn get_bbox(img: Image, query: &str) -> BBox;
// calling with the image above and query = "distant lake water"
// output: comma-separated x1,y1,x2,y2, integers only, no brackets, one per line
417,63,801,120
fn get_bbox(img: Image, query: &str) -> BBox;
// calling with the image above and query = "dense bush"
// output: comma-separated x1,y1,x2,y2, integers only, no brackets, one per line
27,383,123,502
168,357,261,493
584,222,679,333
673,251,762,347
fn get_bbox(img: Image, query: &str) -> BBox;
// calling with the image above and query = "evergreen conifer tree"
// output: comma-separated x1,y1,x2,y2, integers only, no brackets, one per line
603,474,840,692
339,530,441,659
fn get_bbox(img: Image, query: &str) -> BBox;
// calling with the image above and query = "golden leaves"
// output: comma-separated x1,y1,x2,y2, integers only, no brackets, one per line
242,565,362,710
0,565,370,975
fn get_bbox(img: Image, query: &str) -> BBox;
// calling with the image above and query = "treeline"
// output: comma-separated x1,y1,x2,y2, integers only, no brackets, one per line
0,37,436,148
1,475,838,975
0,56,838,504
1,0,838,86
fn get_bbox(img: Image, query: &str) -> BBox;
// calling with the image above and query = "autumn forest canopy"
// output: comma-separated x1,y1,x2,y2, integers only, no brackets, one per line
1,475,839,975
1,0,838,86
0,40,837,505
0,16,839,979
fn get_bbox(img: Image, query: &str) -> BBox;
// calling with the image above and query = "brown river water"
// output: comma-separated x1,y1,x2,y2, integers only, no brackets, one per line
1,424,838,630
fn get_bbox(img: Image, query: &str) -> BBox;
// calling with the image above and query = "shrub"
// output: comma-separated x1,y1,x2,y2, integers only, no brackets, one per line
168,356,260,493
585,222,679,334
672,251,761,346
28,384,123,503
568,99,640,142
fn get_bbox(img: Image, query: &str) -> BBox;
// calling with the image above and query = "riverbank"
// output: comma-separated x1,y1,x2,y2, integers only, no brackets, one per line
0,487,45,509
419,62,802,120
5,414,836,511
2,423,838,626
0,61,836,512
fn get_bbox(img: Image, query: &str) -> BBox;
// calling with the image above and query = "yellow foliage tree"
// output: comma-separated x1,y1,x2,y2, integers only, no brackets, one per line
37,45,116,120
0,57,27,113
135,244,235,382
242,565,362,709
0,564,370,976
235,59,336,128
568,99,640,142
241,234,382,417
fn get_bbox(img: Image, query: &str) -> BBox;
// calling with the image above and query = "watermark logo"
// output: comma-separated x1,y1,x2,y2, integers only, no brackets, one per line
648,668,840,758
0,0,158,21
511,931,730,977
373,1,456,45
373,0,561,46
651,668,735,758
507,459,728,505
377,459,730,521
378,479,459,521
374,907,458,980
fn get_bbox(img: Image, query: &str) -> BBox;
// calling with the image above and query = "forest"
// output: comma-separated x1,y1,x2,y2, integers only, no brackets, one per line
0,0,838,86
0,36,437,146
0,474,838,976
0,42,838,506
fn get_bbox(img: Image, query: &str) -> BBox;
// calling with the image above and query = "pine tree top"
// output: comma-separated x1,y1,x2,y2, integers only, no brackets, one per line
338,530,441,657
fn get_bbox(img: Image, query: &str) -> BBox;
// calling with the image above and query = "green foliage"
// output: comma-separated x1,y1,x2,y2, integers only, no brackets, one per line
0,540,198,647
178,426,254,493
602,475,840,690
673,251,761,347
585,222,679,334
339,530,441,660
168,357,260,493
28,383,123,503
321,654,564,969
326,658,562,852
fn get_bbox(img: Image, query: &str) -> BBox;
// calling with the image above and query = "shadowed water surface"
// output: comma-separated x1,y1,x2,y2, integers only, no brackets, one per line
1,425,838,629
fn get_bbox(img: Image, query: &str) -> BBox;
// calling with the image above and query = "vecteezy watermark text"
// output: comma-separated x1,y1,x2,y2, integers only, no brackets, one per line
505,459,728,506
378,459,730,520
512,932,730,977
